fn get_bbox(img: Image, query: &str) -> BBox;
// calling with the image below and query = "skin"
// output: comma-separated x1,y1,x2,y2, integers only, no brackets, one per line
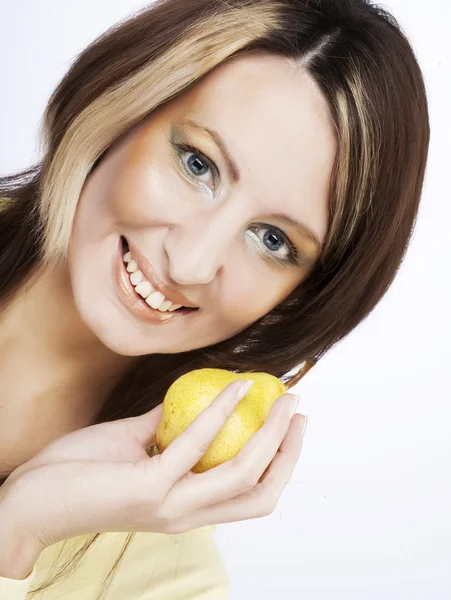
0,53,336,474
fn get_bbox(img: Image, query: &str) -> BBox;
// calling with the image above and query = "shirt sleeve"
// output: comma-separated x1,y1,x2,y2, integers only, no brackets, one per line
0,565,36,599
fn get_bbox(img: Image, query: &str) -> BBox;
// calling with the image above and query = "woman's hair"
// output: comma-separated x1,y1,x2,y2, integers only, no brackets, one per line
0,0,429,596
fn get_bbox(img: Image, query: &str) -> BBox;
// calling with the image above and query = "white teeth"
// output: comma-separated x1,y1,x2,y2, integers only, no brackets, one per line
158,299,173,312
146,291,166,310
134,281,154,298
158,300,172,312
168,303,183,312
123,250,186,313
126,259,138,273
130,269,144,286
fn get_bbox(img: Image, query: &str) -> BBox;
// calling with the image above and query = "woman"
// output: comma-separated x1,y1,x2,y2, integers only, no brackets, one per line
0,0,429,598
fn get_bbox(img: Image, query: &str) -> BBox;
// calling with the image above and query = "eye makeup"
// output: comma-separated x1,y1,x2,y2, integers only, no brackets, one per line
172,140,219,192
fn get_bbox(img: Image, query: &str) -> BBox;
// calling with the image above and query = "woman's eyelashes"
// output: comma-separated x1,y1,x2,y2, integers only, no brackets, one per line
174,142,218,191
172,141,300,267
248,225,299,266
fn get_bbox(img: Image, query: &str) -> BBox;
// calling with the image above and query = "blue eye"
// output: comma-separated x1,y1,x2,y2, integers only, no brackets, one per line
174,143,217,191
248,225,299,266
173,142,299,267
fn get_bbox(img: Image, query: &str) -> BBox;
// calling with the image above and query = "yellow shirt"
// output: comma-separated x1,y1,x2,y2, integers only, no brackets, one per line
0,525,231,599
0,197,230,598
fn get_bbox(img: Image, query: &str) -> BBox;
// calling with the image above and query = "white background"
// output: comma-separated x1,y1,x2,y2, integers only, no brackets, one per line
1,1,450,598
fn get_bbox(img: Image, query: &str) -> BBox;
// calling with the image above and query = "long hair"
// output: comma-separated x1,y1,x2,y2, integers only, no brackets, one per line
0,0,429,596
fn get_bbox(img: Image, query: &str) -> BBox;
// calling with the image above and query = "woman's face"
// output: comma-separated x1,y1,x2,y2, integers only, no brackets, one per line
69,53,336,356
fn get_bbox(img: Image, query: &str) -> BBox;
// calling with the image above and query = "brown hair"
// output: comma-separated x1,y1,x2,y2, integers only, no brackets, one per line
0,0,429,596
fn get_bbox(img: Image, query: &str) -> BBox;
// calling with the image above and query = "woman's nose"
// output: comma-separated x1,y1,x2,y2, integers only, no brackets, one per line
164,214,235,286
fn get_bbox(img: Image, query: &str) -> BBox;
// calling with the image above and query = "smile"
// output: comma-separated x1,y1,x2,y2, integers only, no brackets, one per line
114,236,198,324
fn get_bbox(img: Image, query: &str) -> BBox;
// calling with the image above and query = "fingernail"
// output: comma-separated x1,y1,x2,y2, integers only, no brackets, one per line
237,379,254,400
289,394,300,418
300,415,308,438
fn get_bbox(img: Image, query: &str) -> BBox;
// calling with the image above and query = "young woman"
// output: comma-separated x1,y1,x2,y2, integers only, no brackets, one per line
0,0,429,598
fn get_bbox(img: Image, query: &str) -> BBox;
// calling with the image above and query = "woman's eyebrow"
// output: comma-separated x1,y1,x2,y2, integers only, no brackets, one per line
269,213,322,252
177,118,322,253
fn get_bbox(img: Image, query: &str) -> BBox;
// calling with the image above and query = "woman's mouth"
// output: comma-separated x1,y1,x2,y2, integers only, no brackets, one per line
114,236,198,324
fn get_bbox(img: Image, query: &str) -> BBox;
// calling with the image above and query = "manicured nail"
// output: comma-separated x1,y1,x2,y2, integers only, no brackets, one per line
237,380,254,399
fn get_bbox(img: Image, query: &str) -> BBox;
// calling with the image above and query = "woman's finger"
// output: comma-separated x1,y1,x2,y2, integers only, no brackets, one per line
169,394,297,512
257,413,306,489
166,414,306,533
156,379,253,489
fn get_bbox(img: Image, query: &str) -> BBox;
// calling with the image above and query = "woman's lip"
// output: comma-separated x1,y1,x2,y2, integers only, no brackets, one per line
114,238,196,324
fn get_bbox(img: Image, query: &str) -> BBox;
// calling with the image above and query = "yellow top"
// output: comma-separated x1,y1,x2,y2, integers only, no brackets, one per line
0,525,231,599
0,197,230,598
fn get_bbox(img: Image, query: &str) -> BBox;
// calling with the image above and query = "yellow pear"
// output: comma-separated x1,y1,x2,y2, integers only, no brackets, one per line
155,368,287,473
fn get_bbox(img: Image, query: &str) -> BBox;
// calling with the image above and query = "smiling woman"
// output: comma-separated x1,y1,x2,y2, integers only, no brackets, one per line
59,50,334,357
0,0,429,598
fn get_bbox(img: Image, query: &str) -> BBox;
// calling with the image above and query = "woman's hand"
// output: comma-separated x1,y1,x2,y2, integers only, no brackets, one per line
2,380,307,552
